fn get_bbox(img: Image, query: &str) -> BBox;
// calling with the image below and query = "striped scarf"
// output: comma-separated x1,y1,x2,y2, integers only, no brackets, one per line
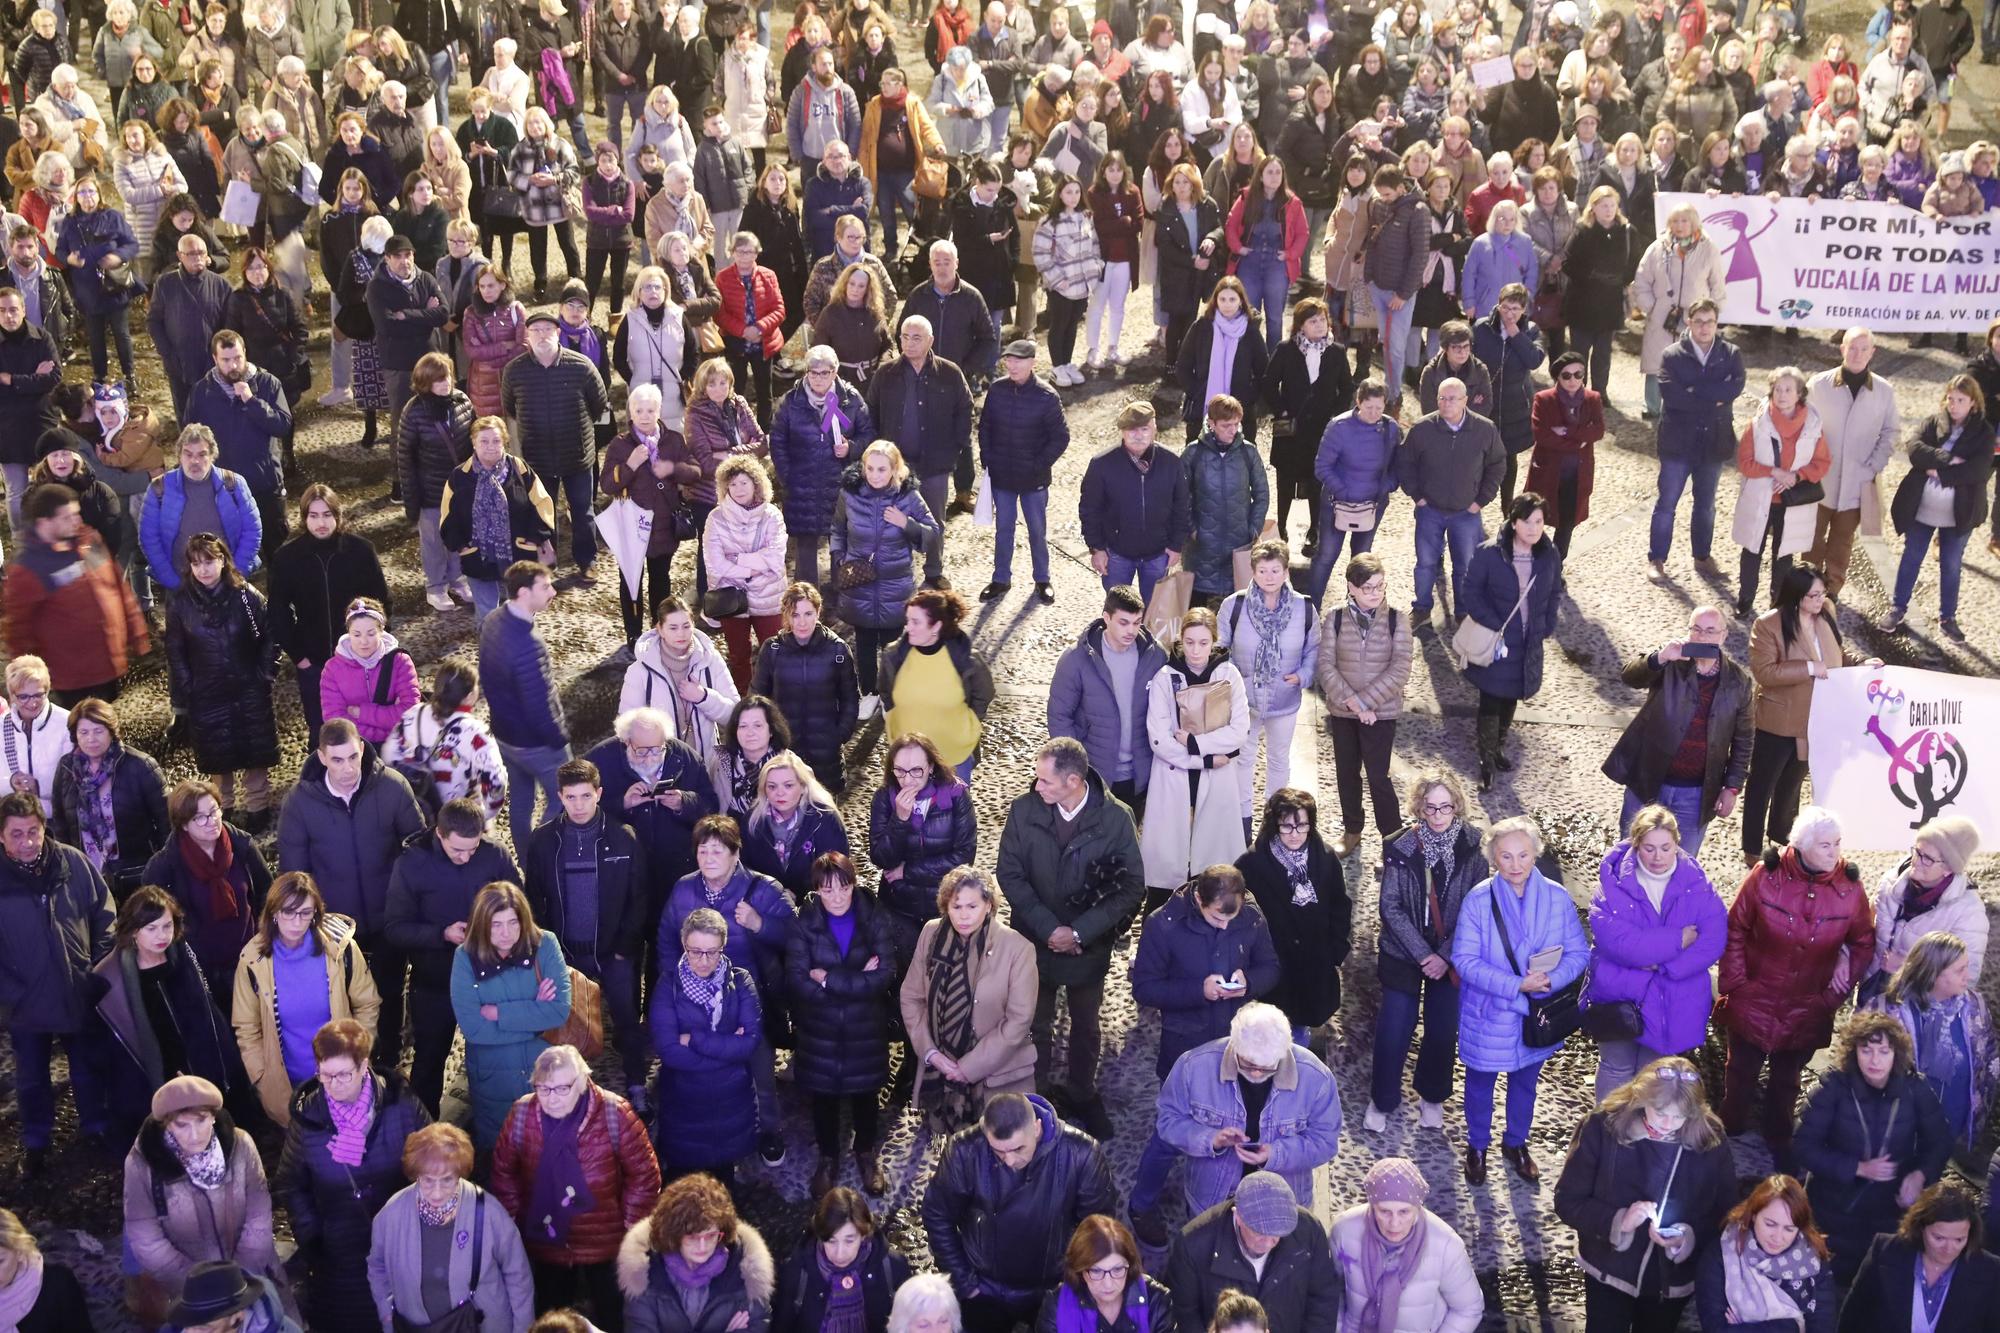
326,1071,375,1167
679,957,723,1027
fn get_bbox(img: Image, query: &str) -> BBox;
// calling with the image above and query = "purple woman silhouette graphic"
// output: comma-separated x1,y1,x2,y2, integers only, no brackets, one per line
1705,208,1783,316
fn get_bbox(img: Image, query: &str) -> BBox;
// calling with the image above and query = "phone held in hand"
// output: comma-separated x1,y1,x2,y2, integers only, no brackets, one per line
1681,641,1722,659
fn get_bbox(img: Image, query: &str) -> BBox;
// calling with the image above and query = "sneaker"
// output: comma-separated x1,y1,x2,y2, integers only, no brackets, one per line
1881,607,1907,632
758,1133,787,1167
426,589,456,612
449,578,475,603
318,387,353,407
1647,560,1667,581
858,694,880,720
1419,1100,1445,1129
1940,616,1966,642
1363,1103,1388,1133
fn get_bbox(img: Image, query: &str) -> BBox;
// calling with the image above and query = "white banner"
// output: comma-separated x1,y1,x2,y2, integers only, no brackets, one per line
1657,192,2000,333
1806,665,1990,850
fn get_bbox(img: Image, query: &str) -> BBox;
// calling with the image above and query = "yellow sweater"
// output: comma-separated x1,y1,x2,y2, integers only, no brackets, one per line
884,644,981,765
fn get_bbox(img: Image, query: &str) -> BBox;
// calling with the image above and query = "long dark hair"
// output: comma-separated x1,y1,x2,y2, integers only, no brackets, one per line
1773,562,1835,652
1245,156,1295,228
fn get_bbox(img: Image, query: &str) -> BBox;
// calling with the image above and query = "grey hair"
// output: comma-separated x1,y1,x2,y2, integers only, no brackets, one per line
278,54,306,75
665,160,694,185
1787,804,1842,849
1767,364,1808,400
613,706,674,743
929,237,959,259
529,1043,587,1084
262,109,289,135
887,1275,961,1333
900,314,934,339
382,79,406,100
1229,1001,1293,1066
1038,736,1089,782
805,344,839,370
1482,815,1546,864
627,383,664,412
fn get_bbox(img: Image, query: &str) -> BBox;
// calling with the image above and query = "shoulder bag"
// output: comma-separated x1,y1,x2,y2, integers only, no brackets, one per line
534,953,605,1060
1451,574,1534,669
391,1187,486,1333
1488,888,1586,1048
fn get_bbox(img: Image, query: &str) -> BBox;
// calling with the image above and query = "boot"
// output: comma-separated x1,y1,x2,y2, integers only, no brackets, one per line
358,409,378,449
1475,715,1500,791
855,1149,886,1194
1494,722,1516,772
811,1155,837,1200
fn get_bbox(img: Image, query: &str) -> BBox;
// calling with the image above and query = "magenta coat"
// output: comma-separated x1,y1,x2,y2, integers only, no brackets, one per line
1587,839,1728,1056
319,639,421,746
463,301,527,416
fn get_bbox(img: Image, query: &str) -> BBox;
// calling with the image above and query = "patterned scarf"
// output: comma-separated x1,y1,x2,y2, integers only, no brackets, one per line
417,1187,459,1228
73,749,120,869
471,454,514,567
1915,994,1970,1092
1417,821,1460,882
1245,582,1293,698
679,956,723,1026
816,1238,872,1333
1270,838,1317,905
176,1133,228,1191
927,922,982,1060
326,1070,375,1167
527,1096,596,1246
179,828,239,921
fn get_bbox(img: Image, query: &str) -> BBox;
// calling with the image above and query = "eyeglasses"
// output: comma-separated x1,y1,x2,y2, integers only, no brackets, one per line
1658,1067,1701,1083
1235,1058,1280,1078
1278,819,1312,832
1354,579,1387,594
191,808,223,824
533,1079,578,1097
893,765,930,780
320,1066,361,1084
628,744,666,758
1913,849,1946,869
277,907,317,922
10,690,44,703
1422,801,1457,815
684,947,723,961
684,1229,723,1244
1084,1264,1130,1283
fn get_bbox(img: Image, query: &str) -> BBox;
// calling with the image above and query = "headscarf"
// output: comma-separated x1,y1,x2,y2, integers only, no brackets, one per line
1357,1158,1430,1333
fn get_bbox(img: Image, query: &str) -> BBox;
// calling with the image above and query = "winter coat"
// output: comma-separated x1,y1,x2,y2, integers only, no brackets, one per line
1138,655,1251,890
922,1094,1116,1303
1157,1034,1341,1214
978,371,1069,493
123,1115,280,1295
1460,232,1540,321
865,354,971,480
1261,337,1355,478
1632,239,1729,376
396,388,476,513
1720,846,1875,1052
716,262,787,358
1526,387,1605,520
368,1181,536,1333
140,827,270,990
364,264,448,373
770,380,874,537
1866,866,1990,991
49,744,170,897
385,834,523,991
1864,988,2000,1143
274,750,426,936
1561,220,1637,333
147,265,233,394
95,938,248,1126
1313,408,1403,509
1,528,148,691
1797,1067,1954,1271
741,803,851,902
600,429,691,560
1048,620,1169,792
438,453,558,583
1155,197,1224,319
1316,600,1412,724
1457,535,1563,700
750,625,858,782
1731,403,1830,557
1216,586,1321,720
491,1083,660,1267
1655,331,1748,466
500,348,610,481
1078,440,1192,562
773,1232,910,1333
0,839,112,1036
165,578,280,774
1586,841,1727,1056
0,321,61,458
1748,607,1854,748
184,367,291,500
996,769,1145,987
1181,431,1271,596
619,1218,775,1333
319,136,399,211
898,279,997,379
1362,189,1431,299
581,169,637,252
263,530,389,674
867,775,977,924
450,933,572,1146
1131,887,1281,1074
1891,413,1996,535
1329,1205,1483,1333
1837,1234,2000,1333
1397,411,1506,512
55,207,139,318
1805,366,1902,514
1554,1110,1737,1300
899,914,1037,1102
621,628,740,762
1485,74,1561,153
1451,867,1593,1072
508,134,580,228
221,284,310,397
1471,313,1546,453
1238,832,1352,1030
704,494,790,618
476,593,568,755
1165,1197,1340,1333
230,916,380,1125
662,864,795,1006
1602,651,1755,814
1175,317,1270,432
784,889,898,1096
521,810,650,970
680,391,768,508
649,960,764,1170
463,301,527,417
1417,352,1495,418
802,163,873,260
1693,1225,1837,1333
318,636,419,746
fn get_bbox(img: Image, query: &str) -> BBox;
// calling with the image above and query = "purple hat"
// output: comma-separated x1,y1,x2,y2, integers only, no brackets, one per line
93,381,128,404
1363,1158,1429,1206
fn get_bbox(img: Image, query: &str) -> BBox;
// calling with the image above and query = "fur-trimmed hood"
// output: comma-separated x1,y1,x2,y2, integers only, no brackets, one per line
616,1217,774,1306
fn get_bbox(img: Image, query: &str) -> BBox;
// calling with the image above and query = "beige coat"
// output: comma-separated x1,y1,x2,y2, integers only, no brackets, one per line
123,1122,281,1300
421,155,475,224
1322,194,1377,331
1317,602,1414,720
1804,368,1900,512
1629,236,1727,375
645,187,715,267
230,914,382,1126
1748,607,1856,753
899,916,1038,1101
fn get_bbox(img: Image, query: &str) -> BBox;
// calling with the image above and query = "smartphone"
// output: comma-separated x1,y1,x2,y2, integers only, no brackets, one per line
1681,642,1722,659
650,781,677,796
1656,1224,1686,1240
1218,978,1247,992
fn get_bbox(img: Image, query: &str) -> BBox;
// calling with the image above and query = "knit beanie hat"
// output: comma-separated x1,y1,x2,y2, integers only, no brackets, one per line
1364,1157,1429,1206
1919,815,1980,875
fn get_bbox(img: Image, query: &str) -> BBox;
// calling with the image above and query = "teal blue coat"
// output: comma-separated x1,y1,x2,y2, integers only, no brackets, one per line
450,933,573,1147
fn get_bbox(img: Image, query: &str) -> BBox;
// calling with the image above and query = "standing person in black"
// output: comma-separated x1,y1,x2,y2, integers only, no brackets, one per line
1236,787,1351,1049
381,797,523,1116
265,483,390,740
750,583,861,795
1260,295,1355,560
364,233,450,476
457,89,523,272
223,247,312,477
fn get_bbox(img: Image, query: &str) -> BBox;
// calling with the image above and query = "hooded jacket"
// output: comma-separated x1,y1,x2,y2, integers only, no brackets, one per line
618,1217,775,1333
1586,841,1728,1056
317,632,420,746
619,627,741,762
1131,889,1282,1075
230,914,381,1125
1719,846,1875,1053
0,837,113,1034
829,464,937,630
1182,429,1271,596
749,624,858,785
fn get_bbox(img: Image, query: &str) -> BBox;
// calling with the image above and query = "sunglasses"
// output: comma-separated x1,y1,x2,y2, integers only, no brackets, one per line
1559,369,1585,380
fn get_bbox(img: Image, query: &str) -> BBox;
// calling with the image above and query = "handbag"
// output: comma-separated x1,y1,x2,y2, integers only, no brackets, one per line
1450,575,1535,669
694,318,725,354
764,105,784,138
1777,478,1826,507
913,155,950,201
1331,500,1378,532
482,182,523,220
391,1188,486,1333
1488,890,1585,1049
1531,274,1564,329
834,555,876,589
534,957,605,1059
702,585,750,620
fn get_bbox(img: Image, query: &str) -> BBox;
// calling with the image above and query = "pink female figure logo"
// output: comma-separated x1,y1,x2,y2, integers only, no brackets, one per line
1703,207,1783,316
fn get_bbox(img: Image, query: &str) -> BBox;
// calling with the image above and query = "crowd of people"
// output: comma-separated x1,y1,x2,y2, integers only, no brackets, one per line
0,0,1995,1329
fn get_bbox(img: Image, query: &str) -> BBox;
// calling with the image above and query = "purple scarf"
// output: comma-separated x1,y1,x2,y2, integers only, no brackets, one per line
527,1095,598,1246
325,1072,374,1167
1054,1283,1152,1333
1358,1210,1429,1333
816,1238,871,1333
664,1246,728,1320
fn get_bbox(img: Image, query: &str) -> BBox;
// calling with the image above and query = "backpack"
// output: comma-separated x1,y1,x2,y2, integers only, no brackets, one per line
388,700,460,824
296,157,323,206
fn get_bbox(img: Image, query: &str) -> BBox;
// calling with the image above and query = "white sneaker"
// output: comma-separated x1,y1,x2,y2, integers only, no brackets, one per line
858,694,880,720
1363,1104,1388,1133
318,387,353,407
425,589,456,612
449,578,474,603
1087,352,1105,371
1419,1100,1445,1129
1107,350,1126,369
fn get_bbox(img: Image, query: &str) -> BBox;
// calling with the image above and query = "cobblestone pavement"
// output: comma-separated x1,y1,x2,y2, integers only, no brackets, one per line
8,17,2000,1333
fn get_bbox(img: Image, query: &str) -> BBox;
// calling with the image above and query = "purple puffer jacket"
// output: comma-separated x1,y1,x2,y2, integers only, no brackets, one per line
1586,840,1728,1057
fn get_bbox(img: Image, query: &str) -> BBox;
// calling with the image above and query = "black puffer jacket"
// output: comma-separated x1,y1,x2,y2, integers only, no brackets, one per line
522,812,651,967
385,833,524,989
1155,197,1224,319
164,578,281,775
500,348,611,479
51,744,171,897
274,751,426,937
772,1230,911,1333
265,530,391,671
396,388,476,515
278,1069,434,1333
742,805,852,900
750,625,860,789
867,775,978,923
783,888,898,1097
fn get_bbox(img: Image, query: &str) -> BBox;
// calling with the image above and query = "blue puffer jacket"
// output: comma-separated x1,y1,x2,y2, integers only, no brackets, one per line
138,467,263,588
978,372,1069,493
55,207,140,316
1451,867,1592,1072
1130,889,1284,1076
649,962,763,1170
1183,430,1270,597
1313,409,1402,504
477,603,567,750
185,367,292,497
769,380,875,537
1657,334,1748,464
1155,1036,1343,1214
662,865,797,1001
829,465,937,630
1470,311,1547,454
1047,620,1168,792
867,775,978,924
1216,585,1321,718
801,164,872,259
1458,535,1563,700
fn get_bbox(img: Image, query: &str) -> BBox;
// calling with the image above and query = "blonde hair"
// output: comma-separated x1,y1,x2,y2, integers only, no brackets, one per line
716,454,772,506
1627,804,1681,847
692,356,735,399
859,439,910,487
1403,768,1469,824
1601,1057,1726,1150
6,655,50,695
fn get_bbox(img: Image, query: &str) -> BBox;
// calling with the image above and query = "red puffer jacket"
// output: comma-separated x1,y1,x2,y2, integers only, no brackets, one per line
490,1084,663,1265
1718,846,1876,1053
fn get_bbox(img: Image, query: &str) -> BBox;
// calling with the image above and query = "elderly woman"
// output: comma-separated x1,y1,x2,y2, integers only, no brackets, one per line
868,732,977,970
143,779,274,999
651,906,766,1185
1731,366,1829,619
1720,805,1877,1170
276,1017,432,1331
1237,789,1352,1046
899,866,1037,1135
122,1075,282,1325
448,883,572,1148
1631,201,1727,419
704,455,789,688
492,1044,662,1331
618,1173,775,1333
1367,770,1484,1133
1693,1176,1836,1333
509,107,583,302
1554,1058,1737,1328
50,698,171,900
1587,805,1728,1101
1862,817,1986,1000
34,66,109,173
1793,1011,1953,1283
0,1206,93,1332
1139,608,1251,894
368,1122,536,1332
1330,1159,1483,1333
1451,816,1591,1185
887,1276,959,1333
786,852,898,1198
775,1187,910,1333
1862,933,1999,1152
230,872,380,1128
1034,1216,1167,1333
